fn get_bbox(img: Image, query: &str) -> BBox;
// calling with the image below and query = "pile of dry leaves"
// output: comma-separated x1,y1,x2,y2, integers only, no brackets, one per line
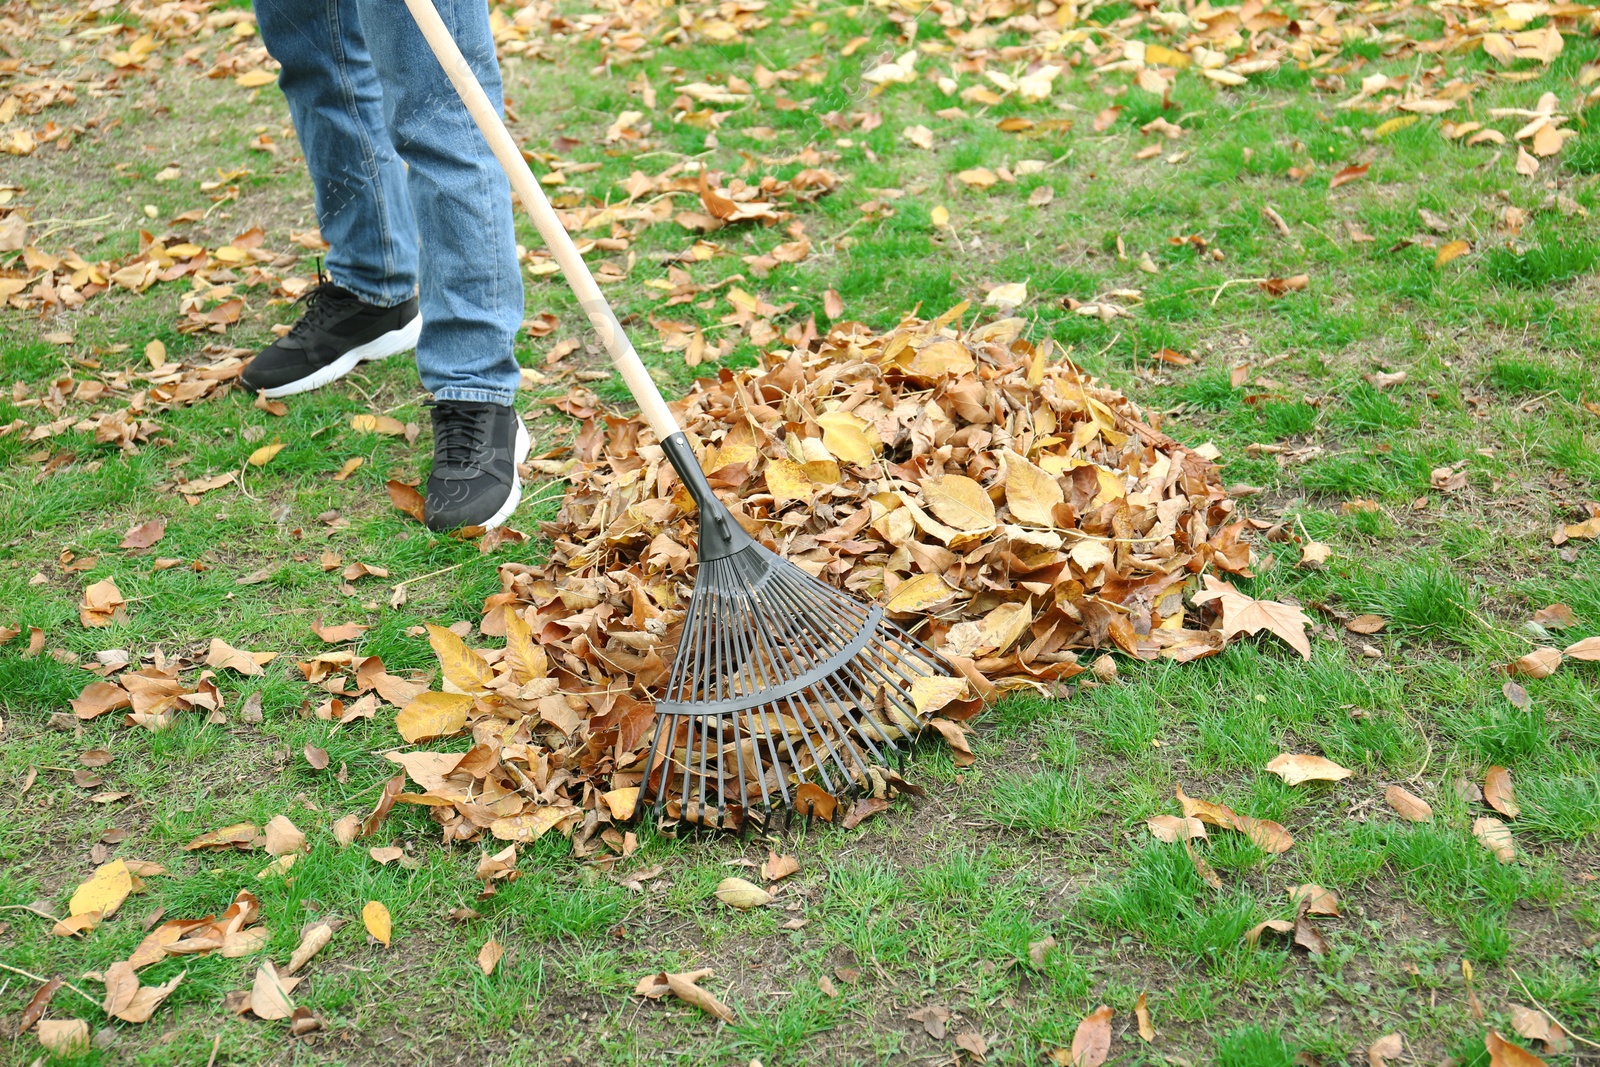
346,310,1323,846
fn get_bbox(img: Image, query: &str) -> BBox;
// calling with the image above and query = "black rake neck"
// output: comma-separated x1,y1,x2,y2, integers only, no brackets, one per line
660,431,756,562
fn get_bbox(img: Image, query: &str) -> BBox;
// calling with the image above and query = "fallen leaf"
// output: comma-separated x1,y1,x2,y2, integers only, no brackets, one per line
1385,785,1433,822
1329,162,1370,188
120,519,166,549
1487,1030,1548,1067
1192,576,1311,659
425,623,495,692
1346,614,1388,634
1474,816,1516,863
1061,1005,1112,1067
477,937,504,975
1435,240,1471,268
714,877,772,910
250,960,301,1020
263,815,305,856
1266,753,1352,786
395,691,472,743
1484,766,1520,818
18,977,63,1034
1506,648,1562,678
1369,1033,1403,1067
1564,635,1600,661
311,616,370,643
362,900,392,946
37,1019,90,1056
1135,993,1154,1042
1288,884,1340,916
762,851,800,881
70,858,132,918
248,442,286,466
285,920,335,975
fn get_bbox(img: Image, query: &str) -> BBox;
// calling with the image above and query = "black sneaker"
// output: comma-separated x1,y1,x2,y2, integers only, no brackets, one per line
241,277,420,398
424,400,531,532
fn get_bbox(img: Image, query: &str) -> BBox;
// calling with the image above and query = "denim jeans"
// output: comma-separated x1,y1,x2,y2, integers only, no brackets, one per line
254,0,523,405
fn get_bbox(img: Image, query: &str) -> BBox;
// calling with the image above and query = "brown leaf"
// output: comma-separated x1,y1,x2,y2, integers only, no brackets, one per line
263,815,305,856
661,969,735,1023
1507,648,1562,678
477,937,505,975
761,851,800,881
18,977,63,1034
1191,576,1311,659
1564,635,1600,661
1066,1005,1113,1067
37,1019,90,1056
1329,162,1369,188
120,518,166,549
304,745,329,770
1368,1033,1403,1067
794,782,838,821
1288,884,1340,916
1265,753,1353,786
1473,816,1516,863
285,920,336,975
386,480,427,523
1135,992,1154,1042
1385,785,1433,822
1486,1030,1548,1067
1245,918,1294,947
1483,766,1520,818
249,960,301,1020
1346,614,1388,634
311,616,370,643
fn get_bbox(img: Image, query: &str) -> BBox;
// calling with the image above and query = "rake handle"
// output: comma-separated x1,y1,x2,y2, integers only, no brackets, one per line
403,0,681,443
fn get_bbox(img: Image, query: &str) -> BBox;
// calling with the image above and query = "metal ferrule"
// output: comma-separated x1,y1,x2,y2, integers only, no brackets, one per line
660,431,755,562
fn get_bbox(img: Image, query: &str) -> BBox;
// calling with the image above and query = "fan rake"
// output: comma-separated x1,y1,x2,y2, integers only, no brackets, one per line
407,0,958,832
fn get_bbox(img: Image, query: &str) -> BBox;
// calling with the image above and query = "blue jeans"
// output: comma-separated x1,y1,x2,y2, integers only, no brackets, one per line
254,0,523,405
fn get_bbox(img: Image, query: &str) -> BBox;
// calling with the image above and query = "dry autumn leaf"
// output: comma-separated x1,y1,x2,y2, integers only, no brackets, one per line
1265,753,1353,786
70,858,133,918
1385,785,1433,822
120,518,166,549
37,1019,90,1056
714,877,772,910
1484,766,1520,818
1506,648,1562,679
362,900,392,946
1369,1033,1403,1067
1192,576,1312,660
1486,1030,1548,1067
1474,816,1516,863
1054,1005,1113,1067
248,441,286,466
477,937,504,975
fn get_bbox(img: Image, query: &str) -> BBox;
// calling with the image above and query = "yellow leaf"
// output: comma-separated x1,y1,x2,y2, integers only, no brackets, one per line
923,474,997,531
765,458,816,502
145,339,166,367
70,859,132,918
885,573,958,614
931,204,950,228
816,411,879,467
248,442,286,466
351,413,407,435
1435,240,1471,268
503,609,547,684
603,787,640,820
956,167,998,188
490,805,573,842
985,281,1028,310
1265,753,1353,786
362,900,392,946
395,692,472,743
425,623,495,692
1002,449,1063,526
903,339,975,380
235,70,278,88
911,675,971,716
1374,115,1419,138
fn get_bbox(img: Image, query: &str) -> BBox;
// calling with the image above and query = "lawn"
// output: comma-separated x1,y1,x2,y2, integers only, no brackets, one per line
2,0,1599,1064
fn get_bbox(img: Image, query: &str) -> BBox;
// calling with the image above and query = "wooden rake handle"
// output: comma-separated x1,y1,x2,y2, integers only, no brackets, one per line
403,0,681,442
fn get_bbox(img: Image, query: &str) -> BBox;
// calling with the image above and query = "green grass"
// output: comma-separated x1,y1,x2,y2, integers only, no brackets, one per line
3,0,1600,1063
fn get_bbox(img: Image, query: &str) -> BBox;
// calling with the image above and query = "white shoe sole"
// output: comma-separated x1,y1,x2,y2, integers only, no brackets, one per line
257,314,422,399
480,417,532,531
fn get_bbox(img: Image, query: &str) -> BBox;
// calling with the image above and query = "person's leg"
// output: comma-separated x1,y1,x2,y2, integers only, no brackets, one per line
356,0,529,531
246,0,423,398
253,0,418,305
355,0,523,406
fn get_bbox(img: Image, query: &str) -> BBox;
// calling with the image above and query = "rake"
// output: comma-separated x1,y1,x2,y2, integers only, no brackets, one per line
407,0,957,831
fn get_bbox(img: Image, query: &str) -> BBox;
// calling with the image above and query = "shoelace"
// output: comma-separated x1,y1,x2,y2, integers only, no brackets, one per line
285,269,359,339
429,403,490,469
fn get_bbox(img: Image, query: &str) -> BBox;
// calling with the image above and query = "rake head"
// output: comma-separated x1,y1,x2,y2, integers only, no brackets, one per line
641,433,953,832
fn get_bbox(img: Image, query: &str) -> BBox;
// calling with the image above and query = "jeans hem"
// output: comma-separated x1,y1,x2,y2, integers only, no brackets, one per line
326,270,416,310
432,386,520,406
